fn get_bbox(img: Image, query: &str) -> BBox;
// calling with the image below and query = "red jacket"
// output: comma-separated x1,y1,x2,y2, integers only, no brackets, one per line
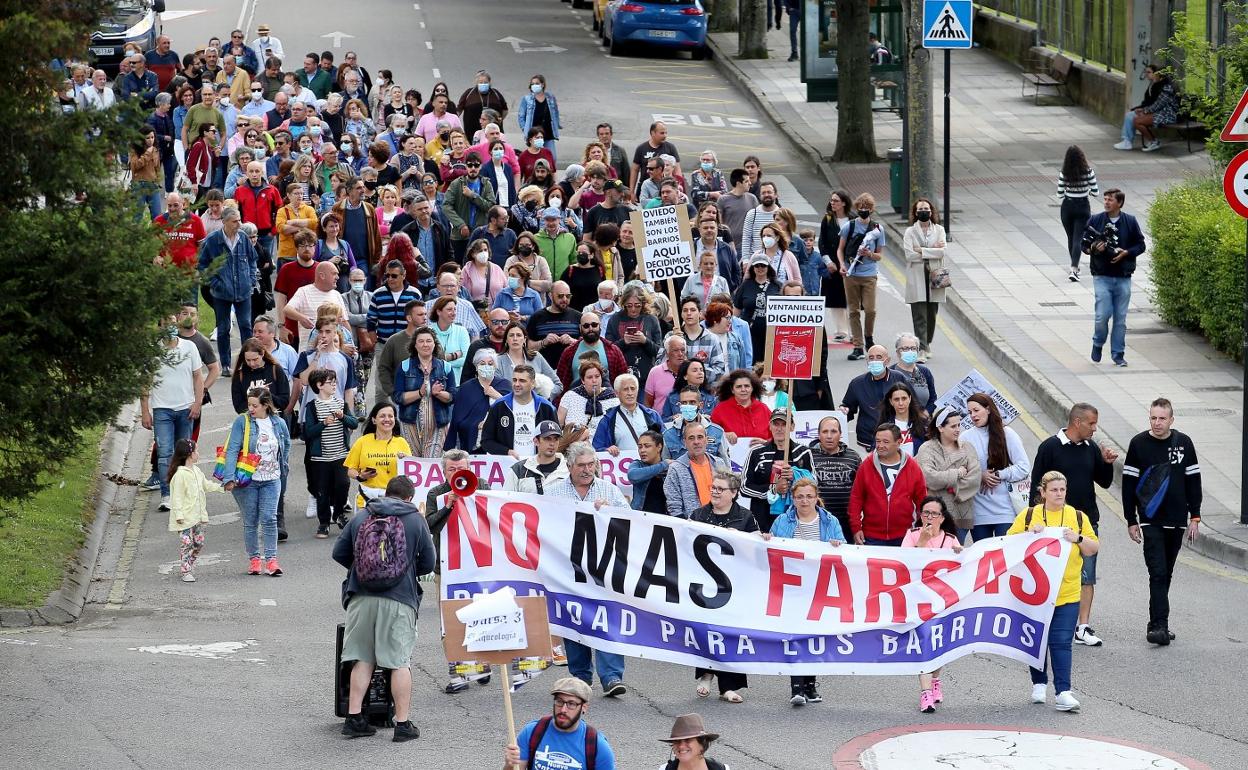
233,181,282,233
847,452,927,542
556,339,628,392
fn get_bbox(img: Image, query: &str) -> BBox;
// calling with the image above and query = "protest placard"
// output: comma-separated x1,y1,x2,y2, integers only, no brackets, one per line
763,296,826,380
631,204,695,283
934,369,1021,430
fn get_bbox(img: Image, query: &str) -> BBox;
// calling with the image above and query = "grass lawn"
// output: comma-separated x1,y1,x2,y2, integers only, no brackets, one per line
0,425,106,608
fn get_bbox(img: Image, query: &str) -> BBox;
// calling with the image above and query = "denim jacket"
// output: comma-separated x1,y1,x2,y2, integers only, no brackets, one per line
224,413,290,481
517,92,561,140
198,228,259,303
393,357,456,427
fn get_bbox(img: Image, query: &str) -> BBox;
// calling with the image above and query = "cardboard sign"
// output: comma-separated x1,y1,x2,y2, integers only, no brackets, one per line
631,204,695,283
763,296,826,380
933,369,1021,430
442,595,553,665
457,587,529,653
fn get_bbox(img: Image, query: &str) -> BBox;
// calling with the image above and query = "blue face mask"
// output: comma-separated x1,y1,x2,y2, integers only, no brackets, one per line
533,137,545,150
900,350,919,365
492,148,504,160
477,82,490,94
867,361,886,377
679,404,699,422
507,276,520,290
700,162,713,172
530,83,543,95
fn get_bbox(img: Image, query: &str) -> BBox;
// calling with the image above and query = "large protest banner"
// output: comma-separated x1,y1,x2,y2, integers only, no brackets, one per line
399,452,639,500
442,491,1069,675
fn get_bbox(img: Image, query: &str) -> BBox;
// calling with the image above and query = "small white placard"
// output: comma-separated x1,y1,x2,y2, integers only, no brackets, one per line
455,586,528,652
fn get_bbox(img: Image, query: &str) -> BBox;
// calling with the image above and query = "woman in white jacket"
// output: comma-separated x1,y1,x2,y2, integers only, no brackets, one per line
963,393,1031,542
902,197,947,360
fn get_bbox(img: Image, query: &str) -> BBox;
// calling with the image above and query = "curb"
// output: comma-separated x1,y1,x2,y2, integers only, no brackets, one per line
705,35,1248,570
0,403,137,628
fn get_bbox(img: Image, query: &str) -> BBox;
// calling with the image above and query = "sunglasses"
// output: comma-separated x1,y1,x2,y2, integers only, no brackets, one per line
490,319,509,325
465,162,481,168
580,323,600,329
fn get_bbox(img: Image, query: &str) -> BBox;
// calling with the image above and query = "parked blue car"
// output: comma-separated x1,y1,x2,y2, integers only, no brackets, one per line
604,0,709,59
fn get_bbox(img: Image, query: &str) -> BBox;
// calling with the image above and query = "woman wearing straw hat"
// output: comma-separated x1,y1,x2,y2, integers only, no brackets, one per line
658,714,729,770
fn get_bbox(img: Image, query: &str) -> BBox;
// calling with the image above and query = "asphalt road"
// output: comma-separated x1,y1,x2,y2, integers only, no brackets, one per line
1,1,1246,768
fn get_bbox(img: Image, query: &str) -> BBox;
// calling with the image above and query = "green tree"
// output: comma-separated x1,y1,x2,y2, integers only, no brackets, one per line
738,0,768,59
1160,2,1248,166
0,0,190,503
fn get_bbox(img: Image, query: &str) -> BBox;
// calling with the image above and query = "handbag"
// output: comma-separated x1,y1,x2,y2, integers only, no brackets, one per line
1007,480,1029,514
213,417,261,487
929,267,952,290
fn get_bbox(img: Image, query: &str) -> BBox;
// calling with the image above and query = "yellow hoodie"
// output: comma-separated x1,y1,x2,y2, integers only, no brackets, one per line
168,465,223,532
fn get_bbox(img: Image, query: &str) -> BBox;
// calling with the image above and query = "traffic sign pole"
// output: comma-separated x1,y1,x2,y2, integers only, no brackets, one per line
944,49,951,237
923,0,972,236
1221,149,1248,525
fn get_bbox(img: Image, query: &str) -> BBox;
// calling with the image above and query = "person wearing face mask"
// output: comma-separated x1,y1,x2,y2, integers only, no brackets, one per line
519,129,555,184
739,181,782,264
891,333,937,415
732,254,781,361
469,204,518,267
838,193,886,361
448,349,512,452
462,237,507,307
510,185,545,234
517,74,561,163
839,345,906,451
492,262,545,326
241,83,275,119
456,69,509,136
902,197,947,359
689,150,726,208
561,242,604,312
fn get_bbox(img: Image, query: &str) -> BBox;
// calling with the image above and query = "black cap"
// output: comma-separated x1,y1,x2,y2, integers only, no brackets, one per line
537,420,562,438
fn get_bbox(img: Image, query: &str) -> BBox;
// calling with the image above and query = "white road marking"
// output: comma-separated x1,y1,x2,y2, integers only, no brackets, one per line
160,10,207,22
259,599,277,606
413,2,420,8
130,640,266,663
766,174,818,218
426,41,433,50
207,511,240,526
420,21,426,28
157,552,228,575
432,68,441,79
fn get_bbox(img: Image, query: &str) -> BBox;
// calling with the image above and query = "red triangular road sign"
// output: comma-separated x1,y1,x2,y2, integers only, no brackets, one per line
1220,86,1248,142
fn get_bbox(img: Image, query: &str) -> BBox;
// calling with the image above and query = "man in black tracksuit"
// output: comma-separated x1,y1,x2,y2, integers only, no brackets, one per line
1122,397,1202,646
1030,402,1117,647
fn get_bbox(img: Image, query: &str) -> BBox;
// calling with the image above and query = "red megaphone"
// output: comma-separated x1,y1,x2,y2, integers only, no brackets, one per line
449,469,478,497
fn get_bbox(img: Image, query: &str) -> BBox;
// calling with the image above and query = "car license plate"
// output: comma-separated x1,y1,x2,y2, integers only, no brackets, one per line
90,46,114,56
649,30,676,38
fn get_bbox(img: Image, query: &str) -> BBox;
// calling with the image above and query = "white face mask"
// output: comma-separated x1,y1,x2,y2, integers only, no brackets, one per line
761,236,777,249
473,251,489,264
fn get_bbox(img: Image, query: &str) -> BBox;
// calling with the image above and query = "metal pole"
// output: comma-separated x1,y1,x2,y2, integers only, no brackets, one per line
1080,0,1088,62
1242,217,1247,525
939,49,952,239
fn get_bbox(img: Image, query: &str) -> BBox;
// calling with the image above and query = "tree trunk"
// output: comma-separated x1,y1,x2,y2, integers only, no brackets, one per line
738,0,768,59
831,0,877,162
707,0,738,33
903,0,935,204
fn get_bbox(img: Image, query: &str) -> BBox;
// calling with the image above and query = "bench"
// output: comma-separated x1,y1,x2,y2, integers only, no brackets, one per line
1159,118,1206,152
1021,54,1072,104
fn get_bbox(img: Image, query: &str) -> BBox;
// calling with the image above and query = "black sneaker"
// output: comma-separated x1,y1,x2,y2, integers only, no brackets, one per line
444,678,469,694
477,674,492,686
847,347,865,361
1090,345,1103,363
1146,624,1171,646
277,529,289,542
392,720,420,742
865,336,875,349
602,679,626,697
804,684,823,703
342,713,376,738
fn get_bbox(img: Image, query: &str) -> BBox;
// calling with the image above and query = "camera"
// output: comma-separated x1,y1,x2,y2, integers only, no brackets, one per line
1081,221,1119,255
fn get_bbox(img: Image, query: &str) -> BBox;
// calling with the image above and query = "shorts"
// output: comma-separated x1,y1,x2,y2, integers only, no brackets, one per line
1080,521,1099,586
341,594,417,670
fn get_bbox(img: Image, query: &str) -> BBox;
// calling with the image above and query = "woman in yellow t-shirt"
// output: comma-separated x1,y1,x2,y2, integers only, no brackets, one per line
344,402,411,510
1007,470,1098,713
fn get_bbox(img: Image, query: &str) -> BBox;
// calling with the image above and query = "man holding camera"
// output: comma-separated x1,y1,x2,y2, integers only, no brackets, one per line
1082,189,1145,367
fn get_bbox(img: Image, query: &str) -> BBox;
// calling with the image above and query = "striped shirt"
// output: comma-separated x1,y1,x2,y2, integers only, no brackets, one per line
311,396,349,461
793,518,822,541
1056,169,1100,199
366,285,422,342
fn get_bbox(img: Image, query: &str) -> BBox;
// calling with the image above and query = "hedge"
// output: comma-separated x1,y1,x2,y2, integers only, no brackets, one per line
1148,175,1245,361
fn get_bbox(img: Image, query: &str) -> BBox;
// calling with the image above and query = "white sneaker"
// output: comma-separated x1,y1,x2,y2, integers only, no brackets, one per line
305,497,318,519
1113,140,1134,151
1068,267,1080,282
158,496,171,512
210,328,218,341
1031,683,1047,704
789,693,807,707
181,572,196,583
1054,690,1081,712
1074,624,1103,646
1142,139,1162,152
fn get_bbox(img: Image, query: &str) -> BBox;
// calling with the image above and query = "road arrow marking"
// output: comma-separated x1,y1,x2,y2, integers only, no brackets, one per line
496,36,567,54
321,31,355,48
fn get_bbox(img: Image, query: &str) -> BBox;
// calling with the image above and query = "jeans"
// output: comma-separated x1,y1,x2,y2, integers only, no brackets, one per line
161,153,176,193
1059,197,1090,269
844,274,878,348
152,407,192,496
211,294,253,368
545,139,558,166
1031,601,1079,693
788,11,800,56
1142,525,1185,627
971,521,1012,542
1120,110,1136,143
564,639,624,686
864,536,904,547
234,478,281,559
1080,521,1099,585
133,180,162,221
1092,275,1131,358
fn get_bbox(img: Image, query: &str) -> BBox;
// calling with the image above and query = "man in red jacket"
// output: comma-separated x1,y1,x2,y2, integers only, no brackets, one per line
847,423,926,546
233,160,282,264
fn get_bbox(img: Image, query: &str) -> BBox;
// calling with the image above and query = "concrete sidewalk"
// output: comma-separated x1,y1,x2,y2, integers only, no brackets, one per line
706,29,1246,567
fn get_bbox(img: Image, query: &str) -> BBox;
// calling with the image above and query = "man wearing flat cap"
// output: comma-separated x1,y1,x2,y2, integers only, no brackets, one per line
504,677,616,769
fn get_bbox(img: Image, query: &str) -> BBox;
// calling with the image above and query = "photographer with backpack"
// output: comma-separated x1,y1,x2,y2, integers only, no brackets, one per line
332,475,436,741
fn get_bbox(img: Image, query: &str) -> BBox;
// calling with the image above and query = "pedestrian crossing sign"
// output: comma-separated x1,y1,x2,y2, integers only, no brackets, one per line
923,0,973,49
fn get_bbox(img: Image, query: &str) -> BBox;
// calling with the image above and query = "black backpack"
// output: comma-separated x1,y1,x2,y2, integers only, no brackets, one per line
527,715,598,770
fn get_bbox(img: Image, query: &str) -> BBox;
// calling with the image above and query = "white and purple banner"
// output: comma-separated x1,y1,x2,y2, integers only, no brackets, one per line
441,491,1070,675
399,452,639,500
